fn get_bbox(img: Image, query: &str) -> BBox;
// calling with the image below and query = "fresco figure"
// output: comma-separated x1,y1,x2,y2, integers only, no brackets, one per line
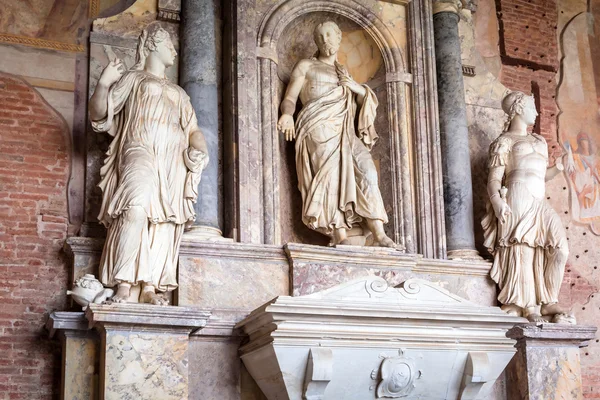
565,132,600,221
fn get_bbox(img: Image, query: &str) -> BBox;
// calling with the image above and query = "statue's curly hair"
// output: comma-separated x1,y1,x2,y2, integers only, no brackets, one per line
132,27,171,71
501,91,533,132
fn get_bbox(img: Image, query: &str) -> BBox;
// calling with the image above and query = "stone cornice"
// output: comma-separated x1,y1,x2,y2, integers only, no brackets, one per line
86,303,211,333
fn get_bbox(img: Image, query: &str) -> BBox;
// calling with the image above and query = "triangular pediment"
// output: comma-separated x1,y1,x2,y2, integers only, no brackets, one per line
302,276,478,307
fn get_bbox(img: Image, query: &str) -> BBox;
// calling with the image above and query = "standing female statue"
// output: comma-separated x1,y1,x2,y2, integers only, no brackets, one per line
89,27,208,305
482,91,573,323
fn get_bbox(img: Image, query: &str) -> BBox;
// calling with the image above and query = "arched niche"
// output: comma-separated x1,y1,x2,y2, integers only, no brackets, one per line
256,0,415,249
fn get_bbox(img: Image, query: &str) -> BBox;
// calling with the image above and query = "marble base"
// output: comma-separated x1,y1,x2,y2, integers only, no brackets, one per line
506,324,597,400
48,312,99,400
86,303,211,400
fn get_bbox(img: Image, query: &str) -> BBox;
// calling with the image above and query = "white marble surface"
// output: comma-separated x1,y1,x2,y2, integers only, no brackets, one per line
237,276,525,400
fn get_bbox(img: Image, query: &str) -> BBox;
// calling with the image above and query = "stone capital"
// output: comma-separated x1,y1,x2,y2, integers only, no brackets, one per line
432,0,462,15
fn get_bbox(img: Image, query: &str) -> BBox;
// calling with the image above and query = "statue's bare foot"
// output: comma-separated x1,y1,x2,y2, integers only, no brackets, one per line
541,303,568,316
142,290,169,306
338,239,351,245
501,304,522,317
376,235,397,248
526,313,545,323
108,284,131,303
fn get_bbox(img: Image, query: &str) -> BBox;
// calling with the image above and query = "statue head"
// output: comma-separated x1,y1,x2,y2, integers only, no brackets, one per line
133,27,177,71
313,21,342,57
502,91,537,131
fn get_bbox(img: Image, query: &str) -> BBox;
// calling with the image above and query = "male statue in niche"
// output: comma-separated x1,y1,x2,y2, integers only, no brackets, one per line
278,21,398,248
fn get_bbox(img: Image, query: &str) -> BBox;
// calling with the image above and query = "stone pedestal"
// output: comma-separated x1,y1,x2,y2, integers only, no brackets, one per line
48,312,99,400
85,303,210,400
506,324,597,400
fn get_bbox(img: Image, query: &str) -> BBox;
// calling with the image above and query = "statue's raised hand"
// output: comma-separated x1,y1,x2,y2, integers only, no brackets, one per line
99,59,125,87
278,114,295,141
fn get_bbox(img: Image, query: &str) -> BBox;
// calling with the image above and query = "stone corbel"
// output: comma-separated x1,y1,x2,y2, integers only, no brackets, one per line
303,348,333,400
459,352,492,399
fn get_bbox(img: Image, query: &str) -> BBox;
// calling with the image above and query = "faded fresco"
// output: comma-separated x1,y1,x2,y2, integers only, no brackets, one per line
558,11,600,234
0,0,121,47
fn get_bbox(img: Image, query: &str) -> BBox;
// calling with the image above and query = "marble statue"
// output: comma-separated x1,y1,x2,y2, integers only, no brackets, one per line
89,27,208,305
277,21,397,248
482,91,573,323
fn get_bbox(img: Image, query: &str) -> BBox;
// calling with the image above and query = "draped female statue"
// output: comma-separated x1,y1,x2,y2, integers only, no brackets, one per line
482,91,573,323
89,27,208,304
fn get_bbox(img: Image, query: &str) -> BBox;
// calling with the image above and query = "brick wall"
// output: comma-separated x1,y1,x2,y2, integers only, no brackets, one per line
495,0,562,161
0,73,70,399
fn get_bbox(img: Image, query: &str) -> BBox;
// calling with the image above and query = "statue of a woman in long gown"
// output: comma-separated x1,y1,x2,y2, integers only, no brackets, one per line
482,91,573,323
89,28,208,305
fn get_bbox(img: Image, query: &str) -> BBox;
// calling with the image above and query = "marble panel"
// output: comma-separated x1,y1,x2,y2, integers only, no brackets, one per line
103,329,189,400
189,337,242,400
177,241,289,309
506,323,597,400
286,243,496,305
62,333,99,400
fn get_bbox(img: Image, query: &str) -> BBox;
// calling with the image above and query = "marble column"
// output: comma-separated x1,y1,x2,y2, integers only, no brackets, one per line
506,323,597,400
432,1,480,259
180,0,223,239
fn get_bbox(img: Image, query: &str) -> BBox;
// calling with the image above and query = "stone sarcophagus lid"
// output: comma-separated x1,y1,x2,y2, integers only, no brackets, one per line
236,277,525,400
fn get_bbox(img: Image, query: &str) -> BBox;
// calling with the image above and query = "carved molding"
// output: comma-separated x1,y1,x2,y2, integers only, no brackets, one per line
0,33,84,53
158,0,181,22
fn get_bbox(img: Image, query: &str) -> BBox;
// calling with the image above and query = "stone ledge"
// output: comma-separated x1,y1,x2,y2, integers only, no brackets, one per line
285,243,492,276
46,311,88,337
180,239,286,261
507,323,597,345
86,303,211,332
